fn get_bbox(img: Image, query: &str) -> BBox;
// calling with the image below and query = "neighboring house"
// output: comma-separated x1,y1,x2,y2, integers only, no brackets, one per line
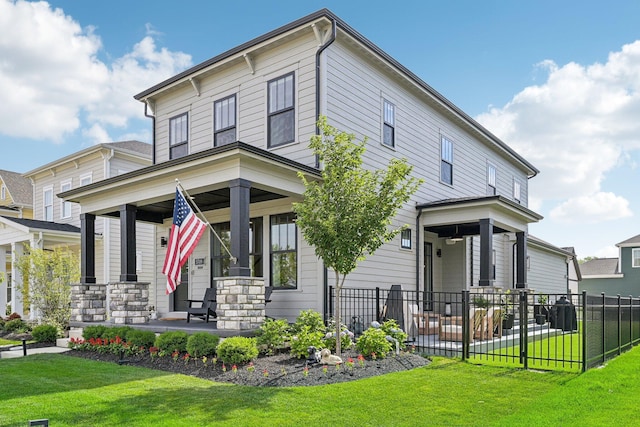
0,169,33,219
61,9,572,326
0,141,153,318
526,237,580,296
580,234,640,296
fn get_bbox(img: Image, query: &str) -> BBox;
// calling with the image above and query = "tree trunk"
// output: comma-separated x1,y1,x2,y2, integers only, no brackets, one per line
335,270,342,355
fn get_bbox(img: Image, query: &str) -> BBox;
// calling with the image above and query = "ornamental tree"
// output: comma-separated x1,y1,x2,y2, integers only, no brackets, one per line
293,117,422,354
14,245,80,331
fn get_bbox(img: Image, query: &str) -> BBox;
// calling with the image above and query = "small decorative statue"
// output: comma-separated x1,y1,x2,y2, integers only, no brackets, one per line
320,348,343,365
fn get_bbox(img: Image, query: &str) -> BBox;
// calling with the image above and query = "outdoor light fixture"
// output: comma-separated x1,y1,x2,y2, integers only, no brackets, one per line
449,225,463,242
160,236,168,247
444,303,452,317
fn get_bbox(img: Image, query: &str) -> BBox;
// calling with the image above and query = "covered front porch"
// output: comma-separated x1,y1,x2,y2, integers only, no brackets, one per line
60,142,322,329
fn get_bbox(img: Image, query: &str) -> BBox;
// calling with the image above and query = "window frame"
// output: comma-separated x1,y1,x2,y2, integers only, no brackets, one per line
60,180,72,219
440,136,454,185
79,173,92,187
382,99,395,148
169,112,189,159
267,72,295,148
400,228,412,249
632,248,640,268
43,186,53,221
269,213,297,289
487,163,497,195
513,178,521,203
214,94,237,147
1,185,5,200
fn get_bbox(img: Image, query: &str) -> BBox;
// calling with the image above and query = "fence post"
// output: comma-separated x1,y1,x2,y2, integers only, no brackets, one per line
617,294,622,355
375,287,380,322
629,295,633,348
520,290,528,369
462,290,470,361
582,291,587,373
601,293,606,365
328,286,334,322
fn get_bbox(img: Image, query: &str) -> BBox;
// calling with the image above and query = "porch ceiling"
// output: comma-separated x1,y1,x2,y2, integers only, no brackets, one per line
59,142,321,223
417,195,543,236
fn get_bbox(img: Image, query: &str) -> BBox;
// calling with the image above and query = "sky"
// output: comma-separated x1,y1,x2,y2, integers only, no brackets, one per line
1,0,639,260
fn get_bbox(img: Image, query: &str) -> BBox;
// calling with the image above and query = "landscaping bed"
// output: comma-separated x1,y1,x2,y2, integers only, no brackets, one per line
65,348,429,387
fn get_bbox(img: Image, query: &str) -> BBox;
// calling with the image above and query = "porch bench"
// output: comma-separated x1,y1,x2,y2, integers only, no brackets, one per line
414,313,439,335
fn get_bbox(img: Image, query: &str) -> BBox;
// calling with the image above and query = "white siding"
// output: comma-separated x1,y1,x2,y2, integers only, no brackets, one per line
527,244,569,294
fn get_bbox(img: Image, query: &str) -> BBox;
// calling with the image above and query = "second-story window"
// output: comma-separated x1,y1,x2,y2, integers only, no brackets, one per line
80,173,92,186
43,187,53,221
487,164,497,195
170,112,188,159
60,180,72,219
513,179,521,203
383,99,395,148
214,94,236,147
1,185,5,200
441,136,453,185
632,248,640,268
268,73,295,148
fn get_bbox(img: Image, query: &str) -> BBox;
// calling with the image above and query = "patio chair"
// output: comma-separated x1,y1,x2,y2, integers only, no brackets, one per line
471,308,487,340
439,315,467,342
186,287,217,323
486,307,503,338
414,312,439,335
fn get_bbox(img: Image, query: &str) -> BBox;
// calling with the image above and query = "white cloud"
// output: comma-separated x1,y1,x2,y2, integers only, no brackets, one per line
0,0,191,142
594,245,618,258
476,41,640,204
82,124,111,145
549,192,632,223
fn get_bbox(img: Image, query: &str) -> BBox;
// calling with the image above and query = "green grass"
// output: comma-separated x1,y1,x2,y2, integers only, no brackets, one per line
2,346,640,426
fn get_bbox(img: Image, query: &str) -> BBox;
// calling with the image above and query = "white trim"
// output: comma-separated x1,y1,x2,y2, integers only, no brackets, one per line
263,65,299,151
60,179,72,219
632,248,640,268
582,274,624,279
0,185,5,200
43,185,53,221
79,172,93,186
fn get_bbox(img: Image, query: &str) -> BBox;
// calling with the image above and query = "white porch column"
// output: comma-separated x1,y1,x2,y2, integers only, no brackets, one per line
0,247,6,316
11,242,24,316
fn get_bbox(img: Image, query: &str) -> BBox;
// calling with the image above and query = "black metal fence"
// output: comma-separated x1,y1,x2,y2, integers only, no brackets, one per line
328,286,640,372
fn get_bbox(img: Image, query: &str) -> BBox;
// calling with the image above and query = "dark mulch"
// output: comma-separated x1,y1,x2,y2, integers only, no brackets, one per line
64,349,430,387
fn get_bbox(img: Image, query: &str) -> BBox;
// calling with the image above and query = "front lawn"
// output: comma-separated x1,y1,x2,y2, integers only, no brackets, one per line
1,346,639,426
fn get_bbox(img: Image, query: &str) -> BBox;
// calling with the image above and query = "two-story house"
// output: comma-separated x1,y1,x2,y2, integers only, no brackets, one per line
61,9,573,327
580,234,640,296
0,141,153,318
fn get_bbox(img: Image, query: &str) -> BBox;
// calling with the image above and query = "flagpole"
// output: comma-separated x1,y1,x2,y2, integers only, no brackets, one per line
174,179,237,264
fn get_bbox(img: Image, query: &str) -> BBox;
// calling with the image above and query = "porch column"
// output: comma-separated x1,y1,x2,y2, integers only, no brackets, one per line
0,246,6,315
11,242,24,315
119,204,137,282
80,213,96,284
229,178,251,277
478,218,494,287
515,231,528,288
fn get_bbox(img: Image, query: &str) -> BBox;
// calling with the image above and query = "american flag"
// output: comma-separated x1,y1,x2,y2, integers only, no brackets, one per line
162,188,207,295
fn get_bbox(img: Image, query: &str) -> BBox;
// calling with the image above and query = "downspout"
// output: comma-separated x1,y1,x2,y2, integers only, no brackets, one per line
415,207,424,292
316,18,337,320
144,101,156,165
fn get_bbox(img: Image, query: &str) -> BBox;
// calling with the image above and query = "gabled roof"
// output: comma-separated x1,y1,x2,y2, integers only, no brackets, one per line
0,216,80,234
580,258,620,276
0,169,32,206
617,234,640,247
134,9,538,177
23,140,151,177
528,235,575,258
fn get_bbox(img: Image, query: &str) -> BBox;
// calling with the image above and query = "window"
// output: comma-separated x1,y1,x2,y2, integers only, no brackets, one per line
214,94,236,147
1,185,5,200
633,248,640,268
43,187,53,221
441,136,453,185
267,73,295,147
210,218,263,279
383,99,395,148
487,164,496,195
401,229,412,249
513,179,521,203
169,112,188,159
79,173,92,186
270,213,297,288
60,180,72,218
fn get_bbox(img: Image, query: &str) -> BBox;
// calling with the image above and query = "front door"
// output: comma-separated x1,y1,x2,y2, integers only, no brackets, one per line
424,242,433,311
173,263,189,311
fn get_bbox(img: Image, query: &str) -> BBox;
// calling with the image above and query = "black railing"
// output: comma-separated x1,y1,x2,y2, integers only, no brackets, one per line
328,287,640,372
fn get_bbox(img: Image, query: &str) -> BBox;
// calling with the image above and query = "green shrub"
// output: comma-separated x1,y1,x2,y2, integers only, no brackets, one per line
32,324,59,343
82,325,108,340
155,331,189,354
292,309,324,334
323,330,353,352
186,332,220,358
126,330,157,349
380,319,408,346
0,318,5,331
356,327,393,359
290,326,325,359
103,326,134,341
216,336,258,365
4,318,27,333
256,318,290,355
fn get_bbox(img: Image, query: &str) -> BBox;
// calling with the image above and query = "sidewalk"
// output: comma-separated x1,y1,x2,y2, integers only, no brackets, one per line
0,340,71,359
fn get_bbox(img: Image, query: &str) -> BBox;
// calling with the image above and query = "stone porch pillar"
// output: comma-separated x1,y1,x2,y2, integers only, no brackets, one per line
216,277,265,330
71,283,107,322
109,281,150,324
